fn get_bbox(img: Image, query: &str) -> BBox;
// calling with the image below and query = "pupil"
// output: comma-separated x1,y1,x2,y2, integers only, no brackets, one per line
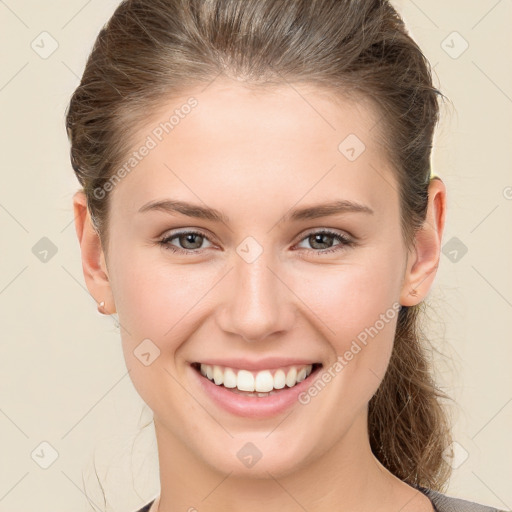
313,233,332,248
183,233,201,248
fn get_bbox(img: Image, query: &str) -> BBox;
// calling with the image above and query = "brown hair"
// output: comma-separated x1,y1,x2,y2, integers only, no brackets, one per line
66,0,452,491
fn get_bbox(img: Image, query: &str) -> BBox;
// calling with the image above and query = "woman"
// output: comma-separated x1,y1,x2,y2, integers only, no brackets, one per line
66,1,507,511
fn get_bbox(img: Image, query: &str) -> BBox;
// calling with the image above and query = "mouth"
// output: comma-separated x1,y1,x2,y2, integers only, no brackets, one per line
190,361,323,398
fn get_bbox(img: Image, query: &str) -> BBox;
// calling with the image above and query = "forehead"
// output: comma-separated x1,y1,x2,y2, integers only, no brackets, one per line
109,79,398,223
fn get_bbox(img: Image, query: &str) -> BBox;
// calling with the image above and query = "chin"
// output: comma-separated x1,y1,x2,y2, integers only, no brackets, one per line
192,431,317,480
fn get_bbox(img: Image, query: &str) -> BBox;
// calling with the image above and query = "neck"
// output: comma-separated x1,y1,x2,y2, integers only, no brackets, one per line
150,410,427,512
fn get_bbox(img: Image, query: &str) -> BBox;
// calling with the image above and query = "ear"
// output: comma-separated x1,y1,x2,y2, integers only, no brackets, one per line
72,190,116,314
399,177,446,306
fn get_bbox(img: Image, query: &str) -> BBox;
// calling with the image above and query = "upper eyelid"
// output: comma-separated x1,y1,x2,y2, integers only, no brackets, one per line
161,227,353,246
161,228,216,243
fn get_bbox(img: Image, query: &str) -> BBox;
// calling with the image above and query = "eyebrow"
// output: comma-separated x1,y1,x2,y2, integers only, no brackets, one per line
137,198,374,224
138,199,230,223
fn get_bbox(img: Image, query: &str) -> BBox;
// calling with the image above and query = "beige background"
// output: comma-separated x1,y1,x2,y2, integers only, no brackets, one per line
0,1,511,511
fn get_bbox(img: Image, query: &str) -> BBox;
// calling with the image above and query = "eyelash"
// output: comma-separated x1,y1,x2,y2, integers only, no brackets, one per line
158,229,355,256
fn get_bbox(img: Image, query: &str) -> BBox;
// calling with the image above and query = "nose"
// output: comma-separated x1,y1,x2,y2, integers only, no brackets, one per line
216,249,296,343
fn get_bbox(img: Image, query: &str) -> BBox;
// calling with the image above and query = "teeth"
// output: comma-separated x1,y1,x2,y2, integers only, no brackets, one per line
223,368,237,388
198,363,314,393
273,369,286,389
254,370,274,392
296,367,307,383
285,367,297,387
237,370,255,391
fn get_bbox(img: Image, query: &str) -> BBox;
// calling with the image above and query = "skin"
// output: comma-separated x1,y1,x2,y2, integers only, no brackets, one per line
73,78,446,512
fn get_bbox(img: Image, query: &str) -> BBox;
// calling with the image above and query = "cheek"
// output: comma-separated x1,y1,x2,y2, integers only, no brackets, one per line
290,253,401,394
111,241,403,356
110,246,217,340
109,252,211,421
292,254,402,342
110,238,401,401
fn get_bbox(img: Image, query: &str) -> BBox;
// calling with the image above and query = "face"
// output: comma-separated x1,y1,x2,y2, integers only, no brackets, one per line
78,79,433,479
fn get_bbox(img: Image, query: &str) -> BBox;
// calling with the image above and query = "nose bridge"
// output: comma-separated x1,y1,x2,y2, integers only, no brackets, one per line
218,244,294,342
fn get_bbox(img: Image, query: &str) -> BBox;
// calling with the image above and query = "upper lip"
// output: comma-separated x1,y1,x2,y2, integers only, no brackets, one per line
192,357,321,371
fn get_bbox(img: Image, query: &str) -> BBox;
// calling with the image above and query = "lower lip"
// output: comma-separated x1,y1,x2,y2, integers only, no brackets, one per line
189,364,322,419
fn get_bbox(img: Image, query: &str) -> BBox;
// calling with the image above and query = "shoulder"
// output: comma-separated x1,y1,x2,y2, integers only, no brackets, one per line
419,487,509,512
133,499,155,512
132,492,509,512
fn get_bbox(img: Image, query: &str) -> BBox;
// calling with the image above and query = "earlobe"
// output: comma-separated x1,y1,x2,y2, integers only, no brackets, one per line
72,190,116,314
399,177,446,307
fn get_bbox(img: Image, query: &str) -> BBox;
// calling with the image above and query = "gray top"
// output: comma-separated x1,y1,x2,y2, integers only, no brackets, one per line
419,487,508,512
134,487,509,512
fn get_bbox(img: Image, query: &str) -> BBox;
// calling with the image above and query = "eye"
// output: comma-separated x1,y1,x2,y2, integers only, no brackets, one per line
159,230,214,255
158,228,355,256
294,229,354,255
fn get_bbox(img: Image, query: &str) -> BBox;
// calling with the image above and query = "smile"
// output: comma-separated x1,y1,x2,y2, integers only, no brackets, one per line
190,361,323,418
193,362,319,395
